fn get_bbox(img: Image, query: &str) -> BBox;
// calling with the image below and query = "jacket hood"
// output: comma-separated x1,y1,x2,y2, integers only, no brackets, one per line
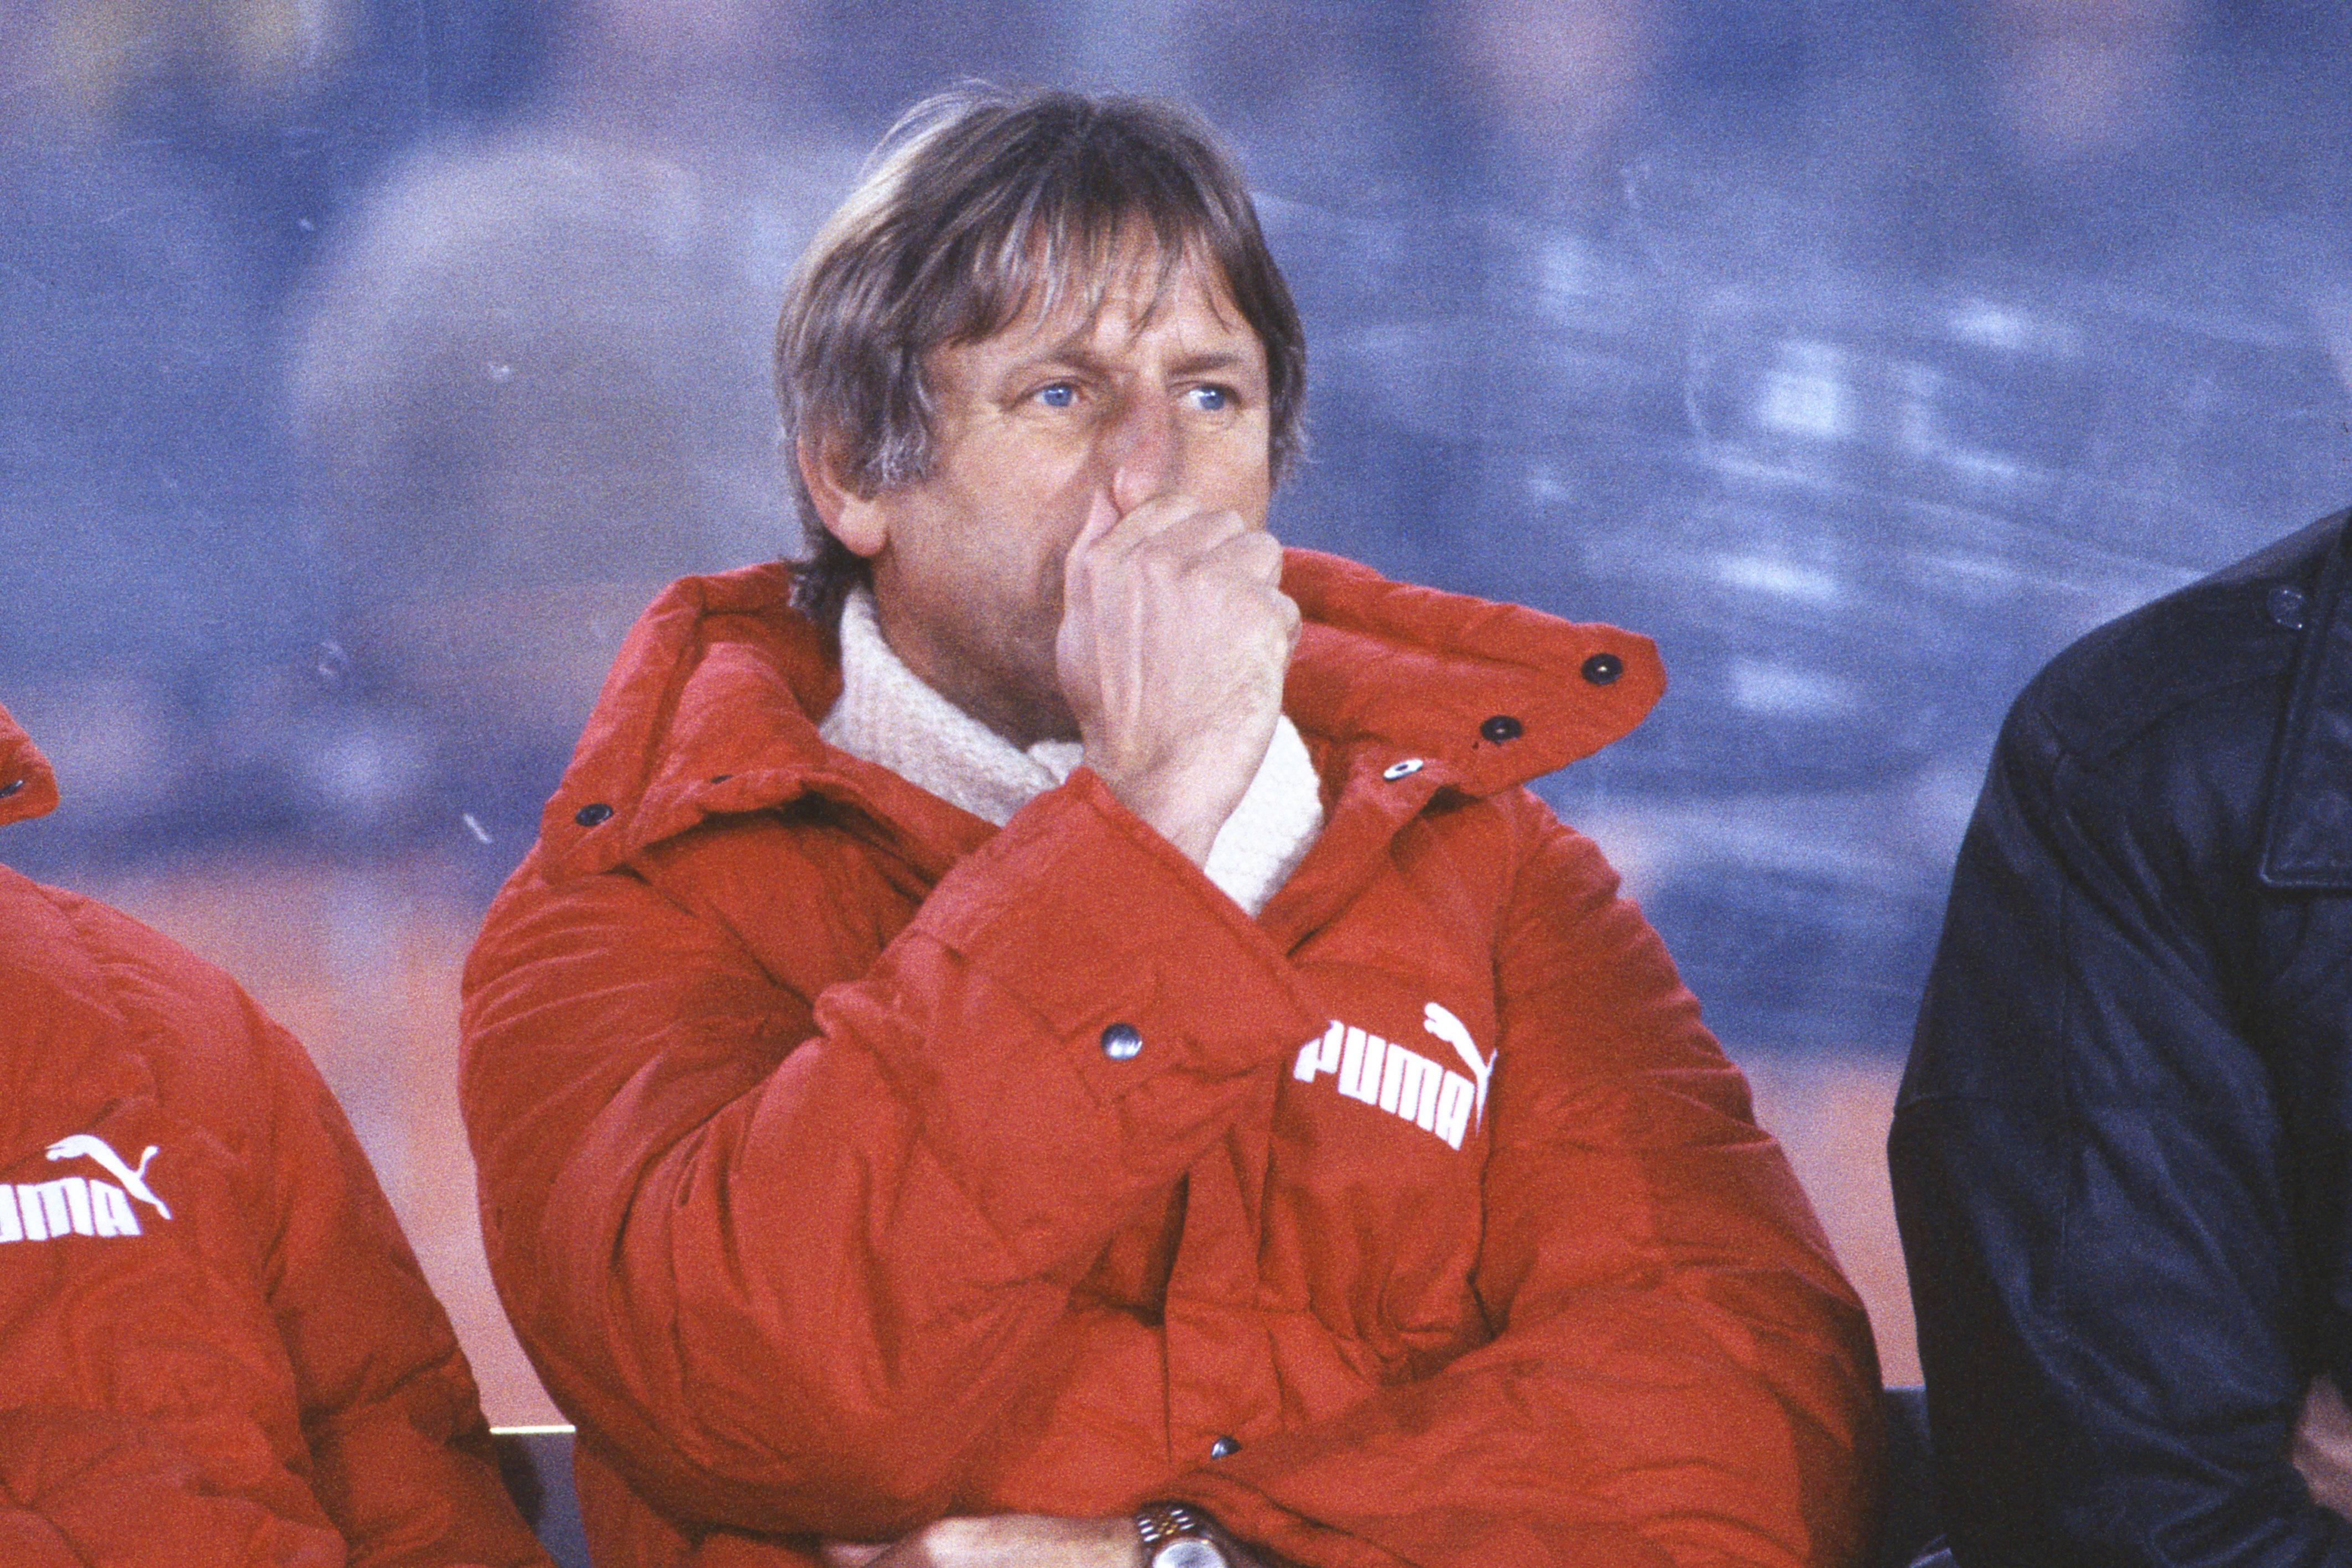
0,702,61,829
536,550,1663,882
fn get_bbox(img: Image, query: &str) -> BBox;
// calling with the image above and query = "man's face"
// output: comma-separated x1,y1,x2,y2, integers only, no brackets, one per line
819,248,1275,747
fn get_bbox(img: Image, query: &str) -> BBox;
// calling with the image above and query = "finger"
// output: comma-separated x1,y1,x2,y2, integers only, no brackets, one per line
1062,491,1123,607
1131,513,1259,577
1196,526,1285,585
1094,494,1248,561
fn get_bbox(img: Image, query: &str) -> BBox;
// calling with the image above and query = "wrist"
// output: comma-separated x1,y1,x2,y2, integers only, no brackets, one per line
1089,756,1240,868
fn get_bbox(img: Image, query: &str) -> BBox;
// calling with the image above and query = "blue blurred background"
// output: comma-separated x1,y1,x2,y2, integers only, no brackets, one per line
4,0,2348,1411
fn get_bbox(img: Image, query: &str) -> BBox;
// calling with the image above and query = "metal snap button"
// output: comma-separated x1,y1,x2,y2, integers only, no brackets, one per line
1382,758,1424,780
1209,1435,1240,1458
1100,1023,1143,1061
0,779,21,800
2269,585,2309,631
574,802,615,827
1479,714,1523,743
1580,652,1623,686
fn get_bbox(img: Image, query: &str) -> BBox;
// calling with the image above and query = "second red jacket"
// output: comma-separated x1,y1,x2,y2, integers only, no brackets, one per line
0,706,550,1566
461,550,1883,1567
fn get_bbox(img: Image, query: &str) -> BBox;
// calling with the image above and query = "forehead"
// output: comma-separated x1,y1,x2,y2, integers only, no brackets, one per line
960,242,1260,361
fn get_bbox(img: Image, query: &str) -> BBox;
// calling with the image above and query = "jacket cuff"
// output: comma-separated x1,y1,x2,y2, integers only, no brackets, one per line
910,768,1326,1102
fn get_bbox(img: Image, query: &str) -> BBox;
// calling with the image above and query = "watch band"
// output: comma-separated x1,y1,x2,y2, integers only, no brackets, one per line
1134,1501,1231,1568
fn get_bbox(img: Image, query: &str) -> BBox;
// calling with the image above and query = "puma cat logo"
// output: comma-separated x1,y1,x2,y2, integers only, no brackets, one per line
46,1135,170,1219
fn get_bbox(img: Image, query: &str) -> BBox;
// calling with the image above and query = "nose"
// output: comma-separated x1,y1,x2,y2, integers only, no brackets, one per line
1105,389,1180,516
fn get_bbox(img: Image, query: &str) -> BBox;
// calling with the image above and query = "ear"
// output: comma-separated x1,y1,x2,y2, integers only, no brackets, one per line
798,435,888,559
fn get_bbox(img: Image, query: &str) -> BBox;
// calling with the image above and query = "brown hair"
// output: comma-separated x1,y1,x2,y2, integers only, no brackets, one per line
775,85,1308,628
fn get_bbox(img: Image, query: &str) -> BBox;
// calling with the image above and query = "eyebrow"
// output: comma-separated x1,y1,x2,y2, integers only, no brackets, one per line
1164,350,1260,380
998,343,1265,383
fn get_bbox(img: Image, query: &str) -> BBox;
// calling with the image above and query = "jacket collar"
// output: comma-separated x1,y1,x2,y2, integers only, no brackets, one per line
0,703,60,831
538,549,1664,883
2260,508,2352,889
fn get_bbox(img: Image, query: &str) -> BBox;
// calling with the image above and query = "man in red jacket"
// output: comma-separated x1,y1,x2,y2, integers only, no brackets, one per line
0,702,551,1567
461,87,1882,1568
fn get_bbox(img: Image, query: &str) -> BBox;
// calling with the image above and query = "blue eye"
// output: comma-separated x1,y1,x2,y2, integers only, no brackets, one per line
1187,386,1231,412
1037,382,1075,408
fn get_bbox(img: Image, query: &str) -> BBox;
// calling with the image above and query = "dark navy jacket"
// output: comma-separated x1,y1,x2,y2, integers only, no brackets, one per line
1894,507,2352,1567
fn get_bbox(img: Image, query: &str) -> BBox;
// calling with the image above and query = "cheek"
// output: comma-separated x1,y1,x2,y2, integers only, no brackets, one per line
921,472,1074,627
1200,434,1276,513
996,458,1100,567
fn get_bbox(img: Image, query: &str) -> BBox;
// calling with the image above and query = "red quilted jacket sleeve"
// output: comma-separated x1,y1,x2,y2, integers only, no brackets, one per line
0,883,550,1568
1162,798,1885,1568
0,1410,343,1567
244,1001,556,1568
461,771,1331,1540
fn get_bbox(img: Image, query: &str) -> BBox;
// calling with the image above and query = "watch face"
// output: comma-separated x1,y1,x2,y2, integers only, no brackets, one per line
1151,1541,1229,1568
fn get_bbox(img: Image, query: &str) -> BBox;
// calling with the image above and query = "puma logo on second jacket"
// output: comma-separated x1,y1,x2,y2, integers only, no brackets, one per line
0,1135,172,1243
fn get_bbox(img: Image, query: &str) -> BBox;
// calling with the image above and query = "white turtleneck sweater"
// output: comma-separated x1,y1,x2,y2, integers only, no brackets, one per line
818,587,1324,916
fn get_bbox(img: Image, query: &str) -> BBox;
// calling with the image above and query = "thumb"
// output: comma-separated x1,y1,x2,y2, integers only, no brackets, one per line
1073,489,1121,555
1063,490,1122,612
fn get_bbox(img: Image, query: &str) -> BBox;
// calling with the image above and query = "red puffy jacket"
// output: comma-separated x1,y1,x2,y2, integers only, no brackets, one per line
0,705,552,1568
461,551,1883,1567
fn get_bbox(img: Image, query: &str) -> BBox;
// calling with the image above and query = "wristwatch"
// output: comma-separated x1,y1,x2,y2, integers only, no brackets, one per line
1134,1502,1231,1567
